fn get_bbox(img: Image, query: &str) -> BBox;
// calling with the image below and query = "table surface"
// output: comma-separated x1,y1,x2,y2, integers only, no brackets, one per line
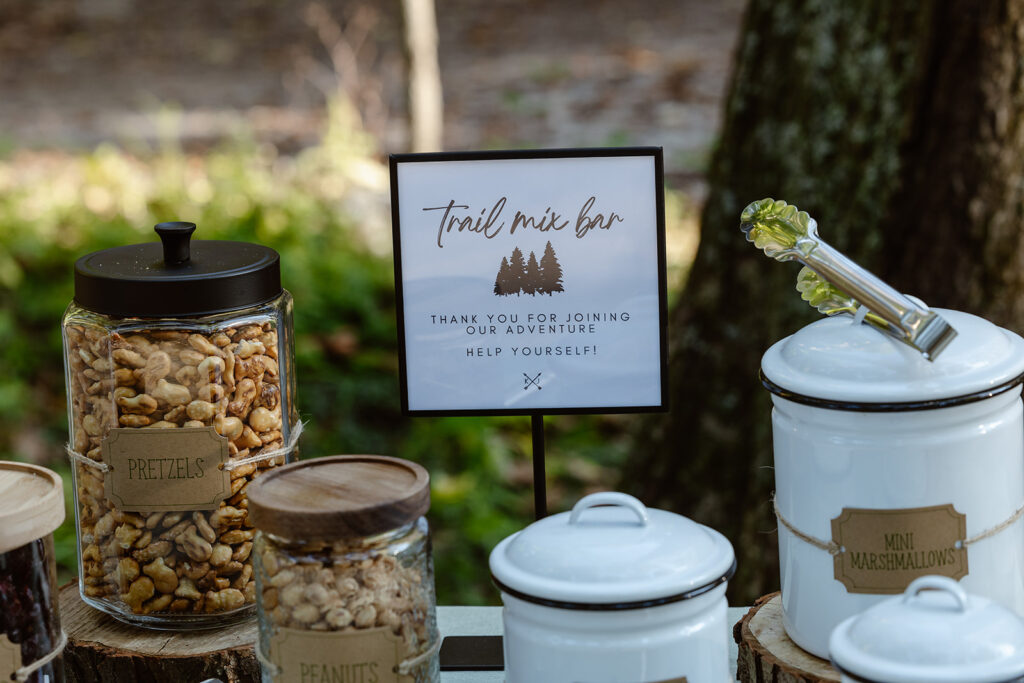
437,606,747,682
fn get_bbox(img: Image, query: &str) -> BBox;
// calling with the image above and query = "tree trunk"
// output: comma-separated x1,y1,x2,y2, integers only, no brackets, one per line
880,3,1024,320
402,0,443,152
623,0,1024,604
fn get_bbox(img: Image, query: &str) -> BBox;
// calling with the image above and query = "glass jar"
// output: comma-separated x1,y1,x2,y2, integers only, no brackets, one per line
62,222,298,629
1,462,66,683
248,455,440,683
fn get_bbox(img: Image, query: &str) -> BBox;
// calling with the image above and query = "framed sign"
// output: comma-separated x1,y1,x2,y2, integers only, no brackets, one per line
390,148,668,416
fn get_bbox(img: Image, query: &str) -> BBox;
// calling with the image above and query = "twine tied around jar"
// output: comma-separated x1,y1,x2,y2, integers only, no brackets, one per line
396,637,443,676
64,420,304,473
14,629,67,682
253,635,441,678
771,493,1024,554
220,420,304,472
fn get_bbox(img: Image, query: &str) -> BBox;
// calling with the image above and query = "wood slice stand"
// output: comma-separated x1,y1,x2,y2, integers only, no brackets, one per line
59,583,260,683
734,592,840,683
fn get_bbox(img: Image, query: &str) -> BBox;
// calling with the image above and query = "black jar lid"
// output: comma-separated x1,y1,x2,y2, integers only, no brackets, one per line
74,222,282,317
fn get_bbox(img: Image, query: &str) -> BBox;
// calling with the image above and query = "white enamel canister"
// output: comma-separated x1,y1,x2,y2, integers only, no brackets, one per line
489,492,736,683
830,576,1024,682
762,308,1024,658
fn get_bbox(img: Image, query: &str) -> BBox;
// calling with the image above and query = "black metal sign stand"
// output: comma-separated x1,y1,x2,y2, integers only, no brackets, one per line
531,414,547,519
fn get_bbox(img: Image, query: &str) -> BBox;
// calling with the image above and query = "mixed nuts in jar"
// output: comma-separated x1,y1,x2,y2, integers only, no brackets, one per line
63,222,298,628
248,455,440,683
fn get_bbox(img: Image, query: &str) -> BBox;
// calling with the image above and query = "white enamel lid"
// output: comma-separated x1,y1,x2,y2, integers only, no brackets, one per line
488,492,735,606
761,308,1024,405
830,576,1024,683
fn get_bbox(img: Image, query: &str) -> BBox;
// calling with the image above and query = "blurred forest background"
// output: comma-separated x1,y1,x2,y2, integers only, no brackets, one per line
4,0,1021,606
0,0,741,604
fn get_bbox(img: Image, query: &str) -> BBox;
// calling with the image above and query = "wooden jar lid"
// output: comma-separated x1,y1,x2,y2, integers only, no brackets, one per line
0,461,65,554
247,455,430,542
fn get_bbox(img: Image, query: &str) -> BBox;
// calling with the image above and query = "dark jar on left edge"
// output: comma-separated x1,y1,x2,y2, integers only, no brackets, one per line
1,462,66,683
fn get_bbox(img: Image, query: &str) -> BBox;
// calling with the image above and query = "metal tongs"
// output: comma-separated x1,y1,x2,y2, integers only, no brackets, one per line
740,198,957,361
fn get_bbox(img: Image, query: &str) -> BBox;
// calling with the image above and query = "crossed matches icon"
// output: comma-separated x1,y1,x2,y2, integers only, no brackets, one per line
523,372,542,391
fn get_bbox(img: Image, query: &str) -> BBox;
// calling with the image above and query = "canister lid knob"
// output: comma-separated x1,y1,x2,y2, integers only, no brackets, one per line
155,221,196,266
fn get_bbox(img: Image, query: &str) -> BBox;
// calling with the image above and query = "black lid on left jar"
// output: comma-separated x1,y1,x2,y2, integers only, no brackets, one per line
74,222,282,317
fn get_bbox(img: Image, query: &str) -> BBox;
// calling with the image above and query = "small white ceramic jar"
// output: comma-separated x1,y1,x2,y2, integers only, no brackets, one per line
830,575,1024,682
489,492,736,683
762,308,1024,658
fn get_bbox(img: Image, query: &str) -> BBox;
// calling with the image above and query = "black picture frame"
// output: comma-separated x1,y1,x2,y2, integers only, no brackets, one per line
389,147,669,417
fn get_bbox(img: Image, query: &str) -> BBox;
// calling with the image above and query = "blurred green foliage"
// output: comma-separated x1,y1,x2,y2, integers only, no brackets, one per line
0,101,633,604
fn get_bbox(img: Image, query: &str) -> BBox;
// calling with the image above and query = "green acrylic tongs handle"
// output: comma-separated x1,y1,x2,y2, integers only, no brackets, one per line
740,198,957,361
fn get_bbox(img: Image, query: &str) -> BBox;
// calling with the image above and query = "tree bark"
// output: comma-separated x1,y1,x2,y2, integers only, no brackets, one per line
623,0,1024,604
734,594,839,683
880,3,1024,322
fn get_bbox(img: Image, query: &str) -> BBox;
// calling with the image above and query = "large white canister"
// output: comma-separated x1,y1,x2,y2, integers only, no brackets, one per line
762,307,1024,658
489,492,736,683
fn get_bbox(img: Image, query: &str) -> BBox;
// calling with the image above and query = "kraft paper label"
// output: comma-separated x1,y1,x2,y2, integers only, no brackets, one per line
831,504,968,594
1,634,21,680
102,427,231,513
269,626,414,683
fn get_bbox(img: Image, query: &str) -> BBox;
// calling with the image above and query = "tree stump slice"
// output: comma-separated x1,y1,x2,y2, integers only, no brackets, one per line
59,583,260,683
734,592,840,683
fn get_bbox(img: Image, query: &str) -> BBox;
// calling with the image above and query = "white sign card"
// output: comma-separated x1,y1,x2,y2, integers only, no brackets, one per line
390,148,668,415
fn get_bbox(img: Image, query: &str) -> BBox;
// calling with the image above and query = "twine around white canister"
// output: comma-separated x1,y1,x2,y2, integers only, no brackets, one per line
771,494,1024,555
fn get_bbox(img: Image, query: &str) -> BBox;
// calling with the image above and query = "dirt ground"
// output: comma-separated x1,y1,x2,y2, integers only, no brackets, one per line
0,0,743,193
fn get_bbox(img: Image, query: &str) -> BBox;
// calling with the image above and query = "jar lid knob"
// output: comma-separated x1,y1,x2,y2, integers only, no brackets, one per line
155,221,197,266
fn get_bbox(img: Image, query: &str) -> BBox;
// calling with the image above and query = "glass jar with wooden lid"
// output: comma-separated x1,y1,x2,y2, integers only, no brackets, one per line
248,455,440,683
1,462,67,683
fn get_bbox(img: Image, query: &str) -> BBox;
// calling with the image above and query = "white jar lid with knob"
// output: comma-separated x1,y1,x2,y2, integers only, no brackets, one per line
489,491,736,606
830,576,1024,683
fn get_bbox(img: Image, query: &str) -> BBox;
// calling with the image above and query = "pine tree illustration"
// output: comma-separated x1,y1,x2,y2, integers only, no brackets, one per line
538,240,564,295
494,256,512,295
509,247,526,295
523,251,540,295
